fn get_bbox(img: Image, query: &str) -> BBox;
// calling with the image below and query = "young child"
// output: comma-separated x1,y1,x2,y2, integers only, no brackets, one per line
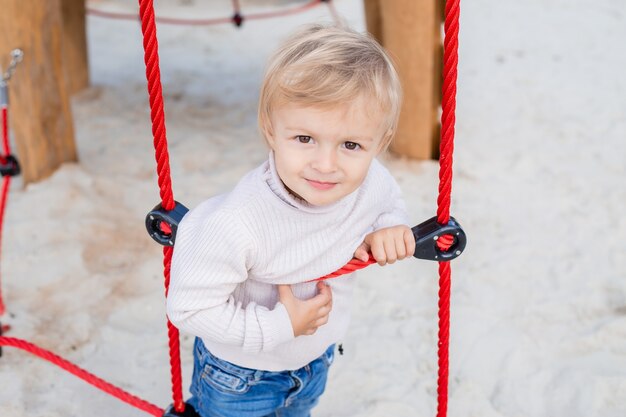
167,24,416,417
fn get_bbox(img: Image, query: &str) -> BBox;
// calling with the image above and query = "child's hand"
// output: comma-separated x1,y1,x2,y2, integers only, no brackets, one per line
354,225,416,265
278,282,333,337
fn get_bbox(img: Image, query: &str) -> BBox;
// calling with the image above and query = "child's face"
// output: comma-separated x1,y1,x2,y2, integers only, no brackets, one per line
267,97,386,206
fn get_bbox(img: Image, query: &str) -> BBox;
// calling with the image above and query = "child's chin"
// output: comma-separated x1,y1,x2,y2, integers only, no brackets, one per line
308,195,341,206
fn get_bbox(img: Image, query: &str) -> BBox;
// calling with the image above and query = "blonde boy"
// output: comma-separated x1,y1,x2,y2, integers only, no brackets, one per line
168,24,415,417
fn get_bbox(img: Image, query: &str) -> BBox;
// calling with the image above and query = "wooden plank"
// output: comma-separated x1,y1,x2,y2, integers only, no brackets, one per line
363,0,383,43
0,0,78,185
365,0,443,160
61,0,89,95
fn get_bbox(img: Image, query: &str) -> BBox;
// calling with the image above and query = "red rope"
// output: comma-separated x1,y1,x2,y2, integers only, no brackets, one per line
435,1,460,416
325,0,342,25
137,0,185,413
0,176,9,316
89,0,325,27
0,105,10,316
0,107,8,165
0,336,164,416
309,254,377,282
232,0,242,15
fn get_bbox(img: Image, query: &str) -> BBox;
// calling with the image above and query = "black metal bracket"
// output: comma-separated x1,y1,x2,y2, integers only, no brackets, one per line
0,154,20,177
232,12,244,27
162,403,201,417
146,201,189,246
411,216,467,261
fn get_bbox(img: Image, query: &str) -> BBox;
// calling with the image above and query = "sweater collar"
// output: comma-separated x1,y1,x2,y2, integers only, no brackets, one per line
265,150,353,214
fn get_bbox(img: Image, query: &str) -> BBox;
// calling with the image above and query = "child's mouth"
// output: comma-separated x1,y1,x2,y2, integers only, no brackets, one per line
306,179,337,190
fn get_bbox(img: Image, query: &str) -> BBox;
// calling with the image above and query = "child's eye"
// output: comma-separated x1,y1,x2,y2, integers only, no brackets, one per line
295,135,313,144
343,141,361,151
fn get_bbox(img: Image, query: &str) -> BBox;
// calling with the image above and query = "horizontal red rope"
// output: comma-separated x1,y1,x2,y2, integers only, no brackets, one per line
309,254,376,282
89,0,325,26
0,336,164,416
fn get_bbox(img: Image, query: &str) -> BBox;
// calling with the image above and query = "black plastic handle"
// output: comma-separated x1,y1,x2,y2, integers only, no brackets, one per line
411,216,467,261
145,201,189,246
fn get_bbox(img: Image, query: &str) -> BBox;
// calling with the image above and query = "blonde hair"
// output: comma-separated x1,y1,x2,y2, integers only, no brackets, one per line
258,24,402,148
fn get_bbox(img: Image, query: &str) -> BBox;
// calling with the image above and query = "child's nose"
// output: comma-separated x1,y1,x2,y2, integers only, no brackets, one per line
311,148,338,173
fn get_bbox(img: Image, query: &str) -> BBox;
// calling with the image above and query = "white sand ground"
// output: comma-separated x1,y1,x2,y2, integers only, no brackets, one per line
0,0,624,416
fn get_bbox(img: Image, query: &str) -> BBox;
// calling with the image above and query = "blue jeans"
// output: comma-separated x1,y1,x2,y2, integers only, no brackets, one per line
188,338,335,417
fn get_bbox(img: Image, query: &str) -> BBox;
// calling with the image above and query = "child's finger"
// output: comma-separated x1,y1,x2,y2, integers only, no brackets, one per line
318,303,332,317
404,228,416,257
383,238,398,264
395,235,407,259
314,282,332,306
315,316,329,327
370,239,386,265
353,242,370,262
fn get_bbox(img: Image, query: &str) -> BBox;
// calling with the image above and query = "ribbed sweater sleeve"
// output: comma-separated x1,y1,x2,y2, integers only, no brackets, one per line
167,207,295,353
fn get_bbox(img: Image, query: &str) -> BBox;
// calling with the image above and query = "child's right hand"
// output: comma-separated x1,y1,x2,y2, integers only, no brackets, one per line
278,282,333,337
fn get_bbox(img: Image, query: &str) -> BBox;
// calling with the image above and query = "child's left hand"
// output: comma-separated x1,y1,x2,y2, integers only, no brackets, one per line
354,225,416,265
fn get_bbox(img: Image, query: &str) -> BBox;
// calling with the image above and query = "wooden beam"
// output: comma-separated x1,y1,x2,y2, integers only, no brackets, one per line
365,0,443,160
363,0,383,43
0,0,78,185
61,0,89,95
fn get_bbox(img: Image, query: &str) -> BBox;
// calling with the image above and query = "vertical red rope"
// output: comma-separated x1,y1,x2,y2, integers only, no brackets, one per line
1,107,9,162
0,105,10,316
0,176,9,316
137,0,184,413
436,1,460,416
231,0,241,14
163,245,184,412
324,0,342,26
138,0,175,212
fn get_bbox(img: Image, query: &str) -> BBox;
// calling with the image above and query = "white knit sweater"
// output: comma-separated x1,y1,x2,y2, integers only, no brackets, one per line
167,152,409,371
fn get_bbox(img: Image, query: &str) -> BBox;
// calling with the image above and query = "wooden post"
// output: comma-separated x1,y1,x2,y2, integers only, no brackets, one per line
0,0,78,185
364,0,443,160
61,0,89,95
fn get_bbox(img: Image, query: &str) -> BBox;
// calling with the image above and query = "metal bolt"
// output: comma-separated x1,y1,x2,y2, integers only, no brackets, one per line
2,48,24,83
149,215,155,221
11,49,23,61
169,240,174,246
455,250,461,256
433,235,439,241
